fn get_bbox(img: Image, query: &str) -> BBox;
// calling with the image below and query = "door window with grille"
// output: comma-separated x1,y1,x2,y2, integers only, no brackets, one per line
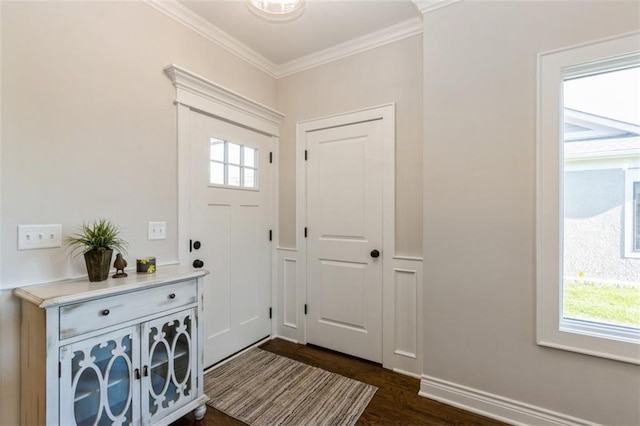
210,139,258,189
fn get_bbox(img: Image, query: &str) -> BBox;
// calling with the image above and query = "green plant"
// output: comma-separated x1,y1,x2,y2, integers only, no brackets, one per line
66,218,128,256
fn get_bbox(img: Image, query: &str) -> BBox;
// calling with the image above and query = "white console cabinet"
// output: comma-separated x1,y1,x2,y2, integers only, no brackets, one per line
14,266,209,425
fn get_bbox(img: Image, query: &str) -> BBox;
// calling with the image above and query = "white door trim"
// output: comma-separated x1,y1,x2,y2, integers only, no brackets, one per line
164,65,284,338
295,104,396,367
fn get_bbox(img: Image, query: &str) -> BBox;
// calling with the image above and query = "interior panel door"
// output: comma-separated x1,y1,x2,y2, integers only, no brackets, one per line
306,119,383,363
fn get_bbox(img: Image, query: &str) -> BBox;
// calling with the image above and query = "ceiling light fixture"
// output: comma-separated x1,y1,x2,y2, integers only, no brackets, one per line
246,0,306,23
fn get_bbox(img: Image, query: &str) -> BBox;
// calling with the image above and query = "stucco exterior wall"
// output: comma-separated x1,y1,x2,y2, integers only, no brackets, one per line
564,168,640,284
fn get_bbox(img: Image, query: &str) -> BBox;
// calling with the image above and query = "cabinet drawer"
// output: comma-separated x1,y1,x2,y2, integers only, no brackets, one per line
59,280,197,339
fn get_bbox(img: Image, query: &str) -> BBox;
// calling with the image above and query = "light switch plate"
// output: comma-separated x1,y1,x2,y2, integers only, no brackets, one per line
18,224,62,250
148,221,167,240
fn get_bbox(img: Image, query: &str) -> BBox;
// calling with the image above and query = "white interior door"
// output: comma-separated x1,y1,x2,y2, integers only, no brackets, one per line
306,119,383,363
190,111,272,367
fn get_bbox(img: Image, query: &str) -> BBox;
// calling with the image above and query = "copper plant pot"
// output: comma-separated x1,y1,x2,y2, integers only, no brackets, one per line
84,248,113,282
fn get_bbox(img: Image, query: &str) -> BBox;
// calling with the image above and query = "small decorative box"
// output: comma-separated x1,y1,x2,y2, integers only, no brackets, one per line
136,257,156,274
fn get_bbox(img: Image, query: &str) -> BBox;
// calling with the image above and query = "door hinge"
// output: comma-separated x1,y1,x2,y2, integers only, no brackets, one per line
189,239,193,253
269,307,273,319
304,304,308,315
269,152,273,163
305,150,308,161
58,362,61,378
269,230,272,241
304,227,308,238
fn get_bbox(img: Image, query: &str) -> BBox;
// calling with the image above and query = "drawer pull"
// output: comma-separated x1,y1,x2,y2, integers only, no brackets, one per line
143,365,149,377
169,293,176,299
134,368,141,380
102,309,110,316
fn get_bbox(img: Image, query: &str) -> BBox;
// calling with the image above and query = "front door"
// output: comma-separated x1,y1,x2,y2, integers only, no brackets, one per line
190,111,272,367
306,119,383,363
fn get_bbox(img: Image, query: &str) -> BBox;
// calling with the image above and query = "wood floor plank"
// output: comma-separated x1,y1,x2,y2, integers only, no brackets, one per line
172,338,506,425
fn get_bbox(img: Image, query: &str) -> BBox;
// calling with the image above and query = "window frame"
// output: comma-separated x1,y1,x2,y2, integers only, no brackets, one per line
624,168,640,258
536,31,640,365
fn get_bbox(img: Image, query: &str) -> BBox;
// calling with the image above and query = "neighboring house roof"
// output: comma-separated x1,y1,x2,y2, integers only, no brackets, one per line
564,109,640,161
564,108,640,141
565,136,640,159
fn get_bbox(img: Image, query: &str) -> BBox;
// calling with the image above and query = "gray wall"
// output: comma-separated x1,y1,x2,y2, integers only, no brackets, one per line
564,168,640,284
422,1,640,424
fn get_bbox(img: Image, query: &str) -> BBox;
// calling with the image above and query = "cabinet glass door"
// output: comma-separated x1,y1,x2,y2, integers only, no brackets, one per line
59,325,140,426
142,308,196,424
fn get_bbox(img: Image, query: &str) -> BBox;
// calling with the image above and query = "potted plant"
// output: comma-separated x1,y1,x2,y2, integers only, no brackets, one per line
66,218,128,282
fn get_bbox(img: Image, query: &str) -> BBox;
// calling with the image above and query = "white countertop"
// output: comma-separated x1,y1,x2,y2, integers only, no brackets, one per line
13,265,209,308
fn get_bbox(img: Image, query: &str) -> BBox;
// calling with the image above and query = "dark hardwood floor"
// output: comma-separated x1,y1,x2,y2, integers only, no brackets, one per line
173,338,506,425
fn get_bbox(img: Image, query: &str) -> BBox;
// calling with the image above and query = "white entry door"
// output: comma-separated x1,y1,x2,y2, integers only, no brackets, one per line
306,119,383,363
190,111,272,368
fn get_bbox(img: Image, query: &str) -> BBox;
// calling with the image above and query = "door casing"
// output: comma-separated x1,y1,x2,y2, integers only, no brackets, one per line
295,103,396,368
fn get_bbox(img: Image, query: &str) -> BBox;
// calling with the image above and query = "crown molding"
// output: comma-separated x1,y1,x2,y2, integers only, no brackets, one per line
144,0,278,78
275,17,423,78
145,0,423,78
412,0,461,14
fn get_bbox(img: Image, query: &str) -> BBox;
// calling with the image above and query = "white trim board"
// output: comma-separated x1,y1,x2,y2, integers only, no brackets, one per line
164,64,284,137
145,0,277,77
276,18,422,78
420,375,599,426
145,0,422,78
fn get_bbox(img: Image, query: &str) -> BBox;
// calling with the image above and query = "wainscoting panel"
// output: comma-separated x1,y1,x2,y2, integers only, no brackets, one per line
393,268,418,359
283,257,298,329
384,256,423,376
276,247,423,376
276,248,303,343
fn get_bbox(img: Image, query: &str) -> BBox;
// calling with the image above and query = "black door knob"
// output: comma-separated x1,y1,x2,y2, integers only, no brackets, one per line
370,249,380,258
193,259,204,268
193,241,201,250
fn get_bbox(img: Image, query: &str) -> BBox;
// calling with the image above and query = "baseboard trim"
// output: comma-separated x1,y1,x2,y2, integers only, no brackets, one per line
419,375,598,426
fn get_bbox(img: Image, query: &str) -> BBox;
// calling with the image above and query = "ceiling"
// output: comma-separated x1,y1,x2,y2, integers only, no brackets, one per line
176,0,421,66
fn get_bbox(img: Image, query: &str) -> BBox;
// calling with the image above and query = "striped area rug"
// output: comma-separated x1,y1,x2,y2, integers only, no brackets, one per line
204,348,377,426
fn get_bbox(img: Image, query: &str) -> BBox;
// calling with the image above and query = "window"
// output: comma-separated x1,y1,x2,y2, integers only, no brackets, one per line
635,182,640,249
537,32,640,365
625,169,640,257
210,139,258,188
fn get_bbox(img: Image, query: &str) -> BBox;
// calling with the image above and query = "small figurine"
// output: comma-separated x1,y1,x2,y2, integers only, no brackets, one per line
113,253,128,278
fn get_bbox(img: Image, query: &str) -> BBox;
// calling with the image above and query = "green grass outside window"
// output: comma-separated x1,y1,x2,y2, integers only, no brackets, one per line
563,281,640,328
